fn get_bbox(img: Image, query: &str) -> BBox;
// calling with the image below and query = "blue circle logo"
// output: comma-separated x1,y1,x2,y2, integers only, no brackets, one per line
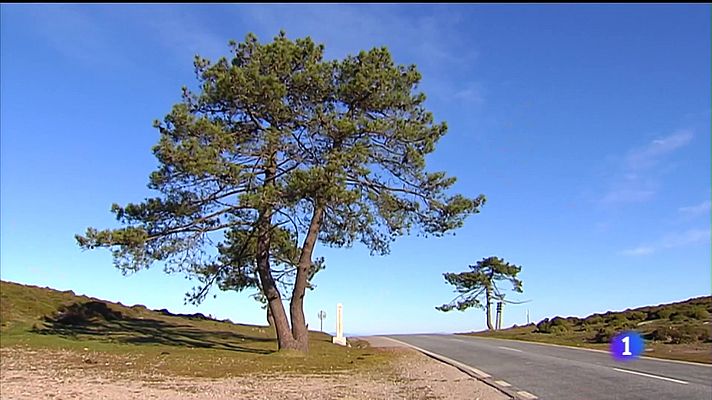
610,331,645,361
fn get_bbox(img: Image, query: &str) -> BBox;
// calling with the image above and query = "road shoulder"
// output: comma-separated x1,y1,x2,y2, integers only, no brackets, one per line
359,336,510,400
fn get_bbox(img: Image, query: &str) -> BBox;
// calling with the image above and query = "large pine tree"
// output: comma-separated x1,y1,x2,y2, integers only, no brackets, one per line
77,32,485,352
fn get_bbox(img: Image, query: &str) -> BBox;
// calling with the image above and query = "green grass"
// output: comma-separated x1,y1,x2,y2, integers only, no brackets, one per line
461,296,712,364
0,280,394,378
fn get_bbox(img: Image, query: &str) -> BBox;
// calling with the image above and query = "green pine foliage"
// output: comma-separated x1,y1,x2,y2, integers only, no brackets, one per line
436,256,524,330
75,32,484,351
437,256,524,312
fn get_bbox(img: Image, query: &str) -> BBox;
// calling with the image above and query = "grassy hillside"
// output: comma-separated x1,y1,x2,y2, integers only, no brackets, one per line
462,296,712,364
0,280,389,377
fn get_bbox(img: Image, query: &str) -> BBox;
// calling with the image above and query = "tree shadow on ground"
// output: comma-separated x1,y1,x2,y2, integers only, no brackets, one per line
34,301,275,354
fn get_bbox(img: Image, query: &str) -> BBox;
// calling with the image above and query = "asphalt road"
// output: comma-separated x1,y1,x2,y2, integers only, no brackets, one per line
387,334,712,400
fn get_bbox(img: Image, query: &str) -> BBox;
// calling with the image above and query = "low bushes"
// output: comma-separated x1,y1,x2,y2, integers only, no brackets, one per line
592,327,615,343
687,307,710,320
48,301,123,325
649,325,711,344
536,317,572,334
624,311,646,321
584,315,603,325
669,312,686,322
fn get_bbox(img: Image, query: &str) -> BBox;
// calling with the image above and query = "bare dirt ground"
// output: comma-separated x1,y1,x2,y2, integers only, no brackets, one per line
0,346,507,400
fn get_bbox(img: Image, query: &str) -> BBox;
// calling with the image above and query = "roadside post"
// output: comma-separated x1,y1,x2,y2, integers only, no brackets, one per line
318,310,326,332
332,303,347,346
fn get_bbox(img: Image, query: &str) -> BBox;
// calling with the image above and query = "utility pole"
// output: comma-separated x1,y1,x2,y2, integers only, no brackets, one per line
317,310,326,332
526,309,530,325
496,301,504,330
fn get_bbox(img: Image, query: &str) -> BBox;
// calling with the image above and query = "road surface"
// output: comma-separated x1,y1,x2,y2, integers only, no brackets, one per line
386,334,711,400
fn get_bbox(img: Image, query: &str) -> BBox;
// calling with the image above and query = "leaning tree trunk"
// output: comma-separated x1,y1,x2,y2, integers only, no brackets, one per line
266,304,275,327
256,214,297,350
289,205,324,353
255,154,298,351
485,287,494,330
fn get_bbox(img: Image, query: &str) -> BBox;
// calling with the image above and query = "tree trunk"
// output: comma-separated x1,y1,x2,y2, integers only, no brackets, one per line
255,152,298,351
485,287,494,330
256,213,297,350
266,304,275,327
289,205,324,353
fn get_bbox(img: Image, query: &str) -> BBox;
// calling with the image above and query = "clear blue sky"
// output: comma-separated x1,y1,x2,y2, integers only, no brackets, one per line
1,4,710,335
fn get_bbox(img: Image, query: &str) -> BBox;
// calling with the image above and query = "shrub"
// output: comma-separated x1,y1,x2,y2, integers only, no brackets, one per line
643,311,658,321
608,314,628,324
656,309,672,319
687,307,710,320
607,315,635,331
584,316,603,325
53,311,88,325
625,311,646,321
650,326,710,344
50,301,122,325
551,325,569,335
678,325,711,343
649,327,674,342
592,327,614,343
551,317,571,327
669,312,686,322
536,318,552,333
544,317,572,334
703,328,712,343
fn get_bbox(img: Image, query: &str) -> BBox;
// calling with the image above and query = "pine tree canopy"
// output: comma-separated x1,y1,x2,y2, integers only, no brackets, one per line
76,31,485,310
437,256,523,312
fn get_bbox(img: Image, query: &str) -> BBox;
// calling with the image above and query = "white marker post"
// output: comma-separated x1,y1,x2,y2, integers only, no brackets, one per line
332,303,347,346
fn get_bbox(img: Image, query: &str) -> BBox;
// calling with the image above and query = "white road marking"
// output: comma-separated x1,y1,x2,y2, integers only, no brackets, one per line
494,380,512,387
516,390,538,399
379,337,491,378
612,368,689,385
497,346,523,353
469,367,491,378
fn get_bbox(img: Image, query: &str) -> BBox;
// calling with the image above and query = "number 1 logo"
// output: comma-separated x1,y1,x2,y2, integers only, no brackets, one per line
610,331,644,361
621,336,632,356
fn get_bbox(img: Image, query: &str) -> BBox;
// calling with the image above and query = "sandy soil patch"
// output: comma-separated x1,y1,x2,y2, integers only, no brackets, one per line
0,346,506,400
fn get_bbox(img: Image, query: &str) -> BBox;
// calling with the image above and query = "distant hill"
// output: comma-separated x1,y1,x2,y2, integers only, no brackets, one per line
0,280,391,378
0,280,245,334
462,296,712,364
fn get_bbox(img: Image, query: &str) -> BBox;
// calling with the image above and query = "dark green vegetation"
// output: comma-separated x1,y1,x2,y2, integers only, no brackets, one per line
75,31,484,352
437,256,524,330
0,280,391,377
462,296,712,364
